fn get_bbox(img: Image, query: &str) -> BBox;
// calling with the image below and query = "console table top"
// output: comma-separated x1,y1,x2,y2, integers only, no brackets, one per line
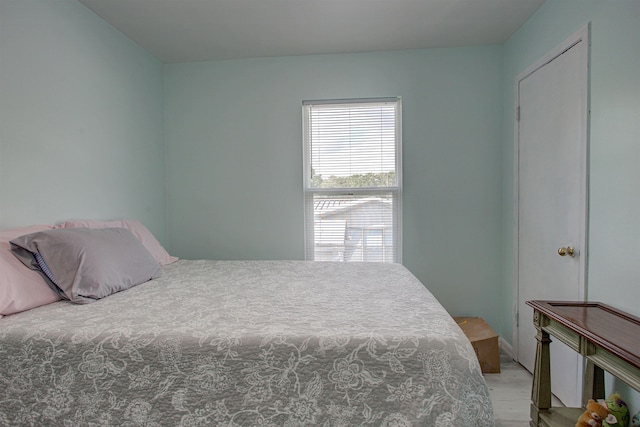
526,300,640,369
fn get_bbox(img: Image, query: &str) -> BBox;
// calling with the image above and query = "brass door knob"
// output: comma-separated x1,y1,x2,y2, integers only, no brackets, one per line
557,246,575,257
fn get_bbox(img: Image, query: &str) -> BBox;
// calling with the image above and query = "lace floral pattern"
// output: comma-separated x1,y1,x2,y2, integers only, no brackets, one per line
0,260,494,426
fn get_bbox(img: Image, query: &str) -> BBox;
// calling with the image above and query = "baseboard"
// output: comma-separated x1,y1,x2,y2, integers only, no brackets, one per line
499,337,514,360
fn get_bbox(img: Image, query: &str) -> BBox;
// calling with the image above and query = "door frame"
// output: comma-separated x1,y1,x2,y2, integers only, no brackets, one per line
512,23,591,362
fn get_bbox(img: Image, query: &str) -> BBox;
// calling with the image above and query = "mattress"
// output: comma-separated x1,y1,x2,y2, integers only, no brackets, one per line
0,260,494,426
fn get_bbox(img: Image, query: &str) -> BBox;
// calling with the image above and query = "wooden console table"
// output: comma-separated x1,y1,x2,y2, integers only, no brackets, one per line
526,300,640,427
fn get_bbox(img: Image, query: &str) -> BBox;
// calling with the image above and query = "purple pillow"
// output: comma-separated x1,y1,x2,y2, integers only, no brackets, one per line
11,227,161,304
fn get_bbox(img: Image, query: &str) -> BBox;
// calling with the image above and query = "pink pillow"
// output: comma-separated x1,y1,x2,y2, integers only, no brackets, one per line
57,219,177,266
0,225,61,316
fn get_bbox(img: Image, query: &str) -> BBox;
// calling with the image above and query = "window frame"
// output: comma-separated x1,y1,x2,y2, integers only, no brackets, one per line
302,97,402,263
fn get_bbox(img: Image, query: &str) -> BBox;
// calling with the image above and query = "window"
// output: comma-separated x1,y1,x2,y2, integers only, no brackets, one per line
303,98,402,263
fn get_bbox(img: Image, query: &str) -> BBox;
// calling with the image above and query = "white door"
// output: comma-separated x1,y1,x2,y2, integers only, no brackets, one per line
515,26,589,408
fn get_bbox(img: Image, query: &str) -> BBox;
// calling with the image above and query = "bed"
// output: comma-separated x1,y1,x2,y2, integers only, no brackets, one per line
0,258,494,426
0,220,494,426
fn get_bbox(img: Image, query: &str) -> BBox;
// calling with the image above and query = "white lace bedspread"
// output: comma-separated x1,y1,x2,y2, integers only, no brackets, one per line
0,260,494,426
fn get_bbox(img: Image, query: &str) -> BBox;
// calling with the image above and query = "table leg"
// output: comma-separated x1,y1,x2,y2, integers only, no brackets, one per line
582,359,605,406
530,327,552,426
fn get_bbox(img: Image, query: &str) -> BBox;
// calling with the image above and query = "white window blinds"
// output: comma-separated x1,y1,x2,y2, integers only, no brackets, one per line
303,98,402,263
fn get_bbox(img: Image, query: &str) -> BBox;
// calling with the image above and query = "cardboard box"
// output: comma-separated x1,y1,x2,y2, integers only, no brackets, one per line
454,317,500,374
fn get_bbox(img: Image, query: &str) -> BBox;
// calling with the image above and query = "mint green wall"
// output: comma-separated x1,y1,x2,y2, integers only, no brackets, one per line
165,47,504,328
502,0,640,405
0,0,167,241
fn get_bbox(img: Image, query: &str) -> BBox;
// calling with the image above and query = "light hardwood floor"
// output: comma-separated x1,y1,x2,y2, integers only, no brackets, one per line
485,351,563,426
485,352,534,426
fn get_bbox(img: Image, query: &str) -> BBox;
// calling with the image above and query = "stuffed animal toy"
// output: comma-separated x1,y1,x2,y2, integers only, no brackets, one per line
602,393,630,427
576,399,617,427
631,411,640,427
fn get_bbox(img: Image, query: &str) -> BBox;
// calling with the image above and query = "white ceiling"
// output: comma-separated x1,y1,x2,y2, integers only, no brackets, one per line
78,0,545,63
